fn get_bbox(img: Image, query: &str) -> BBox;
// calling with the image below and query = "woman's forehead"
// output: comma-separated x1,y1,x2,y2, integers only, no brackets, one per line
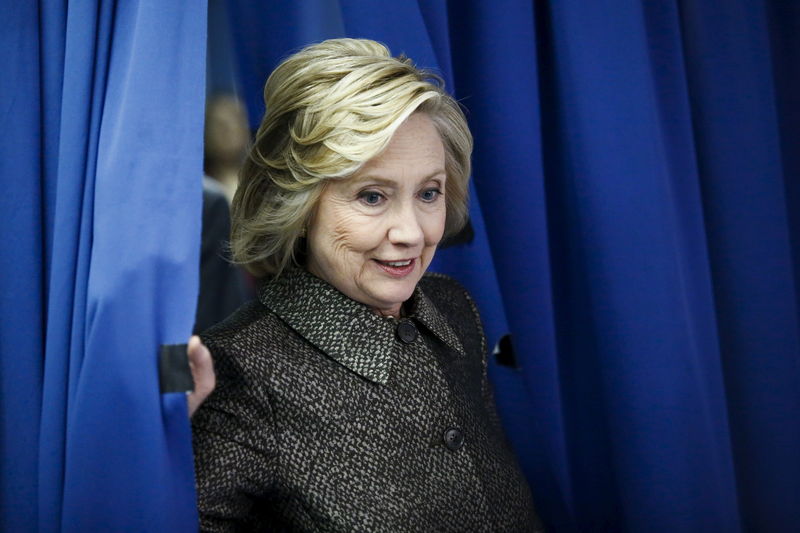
354,115,445,177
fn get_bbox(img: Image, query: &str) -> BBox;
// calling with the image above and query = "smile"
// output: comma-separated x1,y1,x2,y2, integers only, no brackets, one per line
373,258,416,277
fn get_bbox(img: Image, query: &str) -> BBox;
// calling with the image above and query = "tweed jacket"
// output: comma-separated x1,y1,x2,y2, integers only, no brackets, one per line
192,268,543,532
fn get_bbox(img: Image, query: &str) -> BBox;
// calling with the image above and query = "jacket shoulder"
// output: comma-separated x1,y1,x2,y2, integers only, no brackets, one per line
199,298,267,347
419,271,465,294
197,298,291,380
419,272,487,357
419,272,478,316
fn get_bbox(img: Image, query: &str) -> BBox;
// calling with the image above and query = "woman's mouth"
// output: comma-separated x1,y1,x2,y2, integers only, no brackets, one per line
373,258,416,277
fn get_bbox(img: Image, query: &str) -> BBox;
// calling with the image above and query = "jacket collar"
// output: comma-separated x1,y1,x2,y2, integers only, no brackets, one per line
258,268,464,384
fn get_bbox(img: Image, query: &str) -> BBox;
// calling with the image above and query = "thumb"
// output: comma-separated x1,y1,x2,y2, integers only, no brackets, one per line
187,335,215,417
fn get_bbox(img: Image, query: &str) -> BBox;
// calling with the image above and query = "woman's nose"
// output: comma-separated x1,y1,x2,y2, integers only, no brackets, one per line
387,204,424,246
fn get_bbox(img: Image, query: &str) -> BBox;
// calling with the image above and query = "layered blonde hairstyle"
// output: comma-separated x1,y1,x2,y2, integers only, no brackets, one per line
231,38,472,278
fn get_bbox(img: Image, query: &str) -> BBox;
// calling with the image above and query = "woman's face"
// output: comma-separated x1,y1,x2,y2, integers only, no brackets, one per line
306,113,447,317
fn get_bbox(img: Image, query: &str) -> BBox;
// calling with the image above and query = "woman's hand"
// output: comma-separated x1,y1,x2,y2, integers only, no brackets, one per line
187,335,216,417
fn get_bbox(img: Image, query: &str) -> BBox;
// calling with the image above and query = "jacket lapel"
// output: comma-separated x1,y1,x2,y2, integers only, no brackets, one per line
259,269,396,384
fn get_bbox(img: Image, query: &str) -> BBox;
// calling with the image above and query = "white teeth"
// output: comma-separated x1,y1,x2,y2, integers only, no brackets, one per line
384,260,412,267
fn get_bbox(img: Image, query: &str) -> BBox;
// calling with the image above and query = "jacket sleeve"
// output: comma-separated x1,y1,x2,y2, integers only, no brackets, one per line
191,337,279,532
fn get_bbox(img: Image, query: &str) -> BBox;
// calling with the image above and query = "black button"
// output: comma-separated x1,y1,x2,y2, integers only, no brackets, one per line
443,428,465,451
396,320,418,343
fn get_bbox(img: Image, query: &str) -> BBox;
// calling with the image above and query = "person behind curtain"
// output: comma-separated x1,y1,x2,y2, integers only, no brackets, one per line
204,94,251,204
193,177,251,334
189,38,544,532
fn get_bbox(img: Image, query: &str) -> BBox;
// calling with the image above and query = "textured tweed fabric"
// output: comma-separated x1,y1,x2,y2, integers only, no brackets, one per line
192,268,544,532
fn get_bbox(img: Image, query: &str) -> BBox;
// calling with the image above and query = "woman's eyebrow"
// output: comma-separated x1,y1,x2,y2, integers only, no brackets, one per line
350,175,397,187
353,169,446,186
420,169,446,182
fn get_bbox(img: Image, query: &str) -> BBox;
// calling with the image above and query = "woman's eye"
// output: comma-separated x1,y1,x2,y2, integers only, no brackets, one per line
419,188,441,202
359,191,385,206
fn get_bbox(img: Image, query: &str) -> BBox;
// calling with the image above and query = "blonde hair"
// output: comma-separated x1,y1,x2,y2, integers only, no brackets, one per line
231,38,472,278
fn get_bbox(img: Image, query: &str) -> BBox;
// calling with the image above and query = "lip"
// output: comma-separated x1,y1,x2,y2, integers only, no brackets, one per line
373,257,417,278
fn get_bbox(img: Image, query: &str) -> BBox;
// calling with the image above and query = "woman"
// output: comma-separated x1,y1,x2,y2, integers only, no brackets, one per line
191,38,544,532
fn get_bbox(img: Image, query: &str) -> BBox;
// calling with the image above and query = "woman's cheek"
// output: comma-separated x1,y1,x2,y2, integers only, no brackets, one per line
339,214,383,251
423,209,447,246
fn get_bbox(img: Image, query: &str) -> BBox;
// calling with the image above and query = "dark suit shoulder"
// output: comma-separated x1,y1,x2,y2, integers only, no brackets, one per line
200,298,269,345
419,272,487,357
419,272,480,322
419,271,469,304
197,298,292,381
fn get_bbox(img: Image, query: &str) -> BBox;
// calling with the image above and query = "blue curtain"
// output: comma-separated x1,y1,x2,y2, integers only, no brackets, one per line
221,1,800,531
1,2,206,531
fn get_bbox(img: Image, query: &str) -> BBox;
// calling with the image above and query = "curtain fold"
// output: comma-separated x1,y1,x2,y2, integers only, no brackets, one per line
678,1,800,528
1,2,207,531
1,4,46,530
534,2,741,528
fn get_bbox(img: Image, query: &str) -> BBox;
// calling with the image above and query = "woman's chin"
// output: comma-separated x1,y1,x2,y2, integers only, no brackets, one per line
366,284,418,316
